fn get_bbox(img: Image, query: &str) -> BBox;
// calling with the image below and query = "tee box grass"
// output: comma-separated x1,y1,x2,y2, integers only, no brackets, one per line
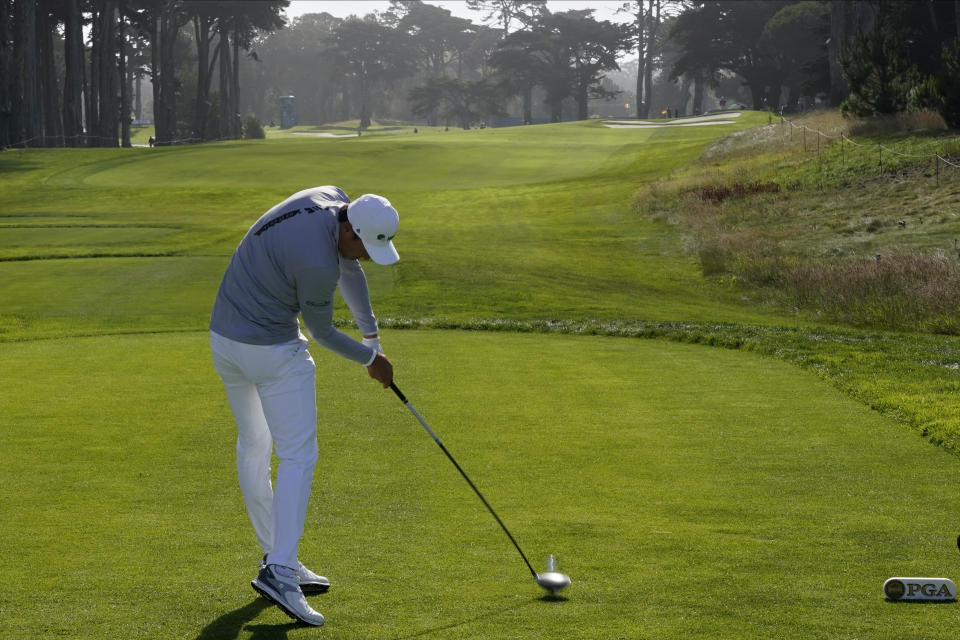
2,331,959,638
2,114,960,638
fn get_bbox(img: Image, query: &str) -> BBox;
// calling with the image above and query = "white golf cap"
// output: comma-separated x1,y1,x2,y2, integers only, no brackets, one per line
346,194,399,265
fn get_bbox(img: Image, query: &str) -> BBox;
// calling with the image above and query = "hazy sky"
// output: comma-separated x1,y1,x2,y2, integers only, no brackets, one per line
283,1,633,24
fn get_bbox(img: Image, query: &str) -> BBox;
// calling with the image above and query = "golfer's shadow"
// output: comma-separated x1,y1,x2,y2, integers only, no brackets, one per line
194,598,299,640
393,595,561,640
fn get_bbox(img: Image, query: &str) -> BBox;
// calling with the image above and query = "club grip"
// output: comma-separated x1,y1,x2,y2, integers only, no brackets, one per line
389,381,407,404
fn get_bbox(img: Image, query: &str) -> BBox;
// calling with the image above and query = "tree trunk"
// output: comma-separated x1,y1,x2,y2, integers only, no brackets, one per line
828,0,848,107
39,8,62,146
97,2,118,147
641,0,659,119
63,0,84,147
88,3,101,144
151,4,181,145
549,98,562,122
232,25,241,138
692,73,704,115
18,0,40,146
81,32,90,146
135,67,142,122
149,11,162,143
218,25,232,139
155,7,181,144
522,84,532,123
635,2,645,118
678,75,691,115
194,14,213,140
575,61,588,120
119,1,131,148
768,81,783,112
359,76,371,129
0,0,11,147
749,82,764,111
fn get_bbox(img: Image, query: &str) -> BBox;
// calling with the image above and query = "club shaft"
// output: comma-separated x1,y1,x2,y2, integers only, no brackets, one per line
390,382,538,579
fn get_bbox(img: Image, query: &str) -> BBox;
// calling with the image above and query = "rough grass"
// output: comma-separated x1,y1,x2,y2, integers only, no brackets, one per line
637,109,960,334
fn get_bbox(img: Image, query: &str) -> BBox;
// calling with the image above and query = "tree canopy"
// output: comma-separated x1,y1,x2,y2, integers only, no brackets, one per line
3,0,958,150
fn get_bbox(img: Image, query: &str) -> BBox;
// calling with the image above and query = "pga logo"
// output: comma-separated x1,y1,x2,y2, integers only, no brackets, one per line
883,577,956,601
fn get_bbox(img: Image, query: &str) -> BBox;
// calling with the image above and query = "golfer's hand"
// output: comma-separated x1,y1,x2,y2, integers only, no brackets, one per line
367,353,393,388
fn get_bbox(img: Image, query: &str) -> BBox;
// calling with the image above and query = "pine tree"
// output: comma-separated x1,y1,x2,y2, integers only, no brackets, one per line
839,2,915,117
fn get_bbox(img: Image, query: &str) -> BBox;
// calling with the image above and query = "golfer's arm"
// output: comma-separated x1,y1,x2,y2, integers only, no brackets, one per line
296,268,377,365
337,259,378,338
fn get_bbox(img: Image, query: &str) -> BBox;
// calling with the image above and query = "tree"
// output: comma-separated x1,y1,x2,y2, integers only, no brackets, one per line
89,0,124,147
761,1,830,109
454,23,501,80
669,1,790,111
492,9,628,122
409,77,504,128
913,39,960,127
545,10,630,120
142,0,190,144
827,0,876,107
186,0,219,140
839,0,915,117
626,0,676,118
0,0,11,147
323,16,413,129
223,2,286,139
465,0,546,36
396,1,473,78
239,12,344,124
17,0,40,145
668,2,723,114
489,28,544,123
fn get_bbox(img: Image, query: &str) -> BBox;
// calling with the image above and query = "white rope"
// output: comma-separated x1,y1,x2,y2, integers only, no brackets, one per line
878,143,930,159
937,154,960,169
776,116,960,174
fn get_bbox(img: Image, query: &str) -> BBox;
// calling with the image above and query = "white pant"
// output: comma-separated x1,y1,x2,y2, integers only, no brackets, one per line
210,330,318,570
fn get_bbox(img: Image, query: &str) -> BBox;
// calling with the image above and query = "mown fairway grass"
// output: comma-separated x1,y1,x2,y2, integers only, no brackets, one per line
3,114,960,639
4,331,960,639
0,115,780,340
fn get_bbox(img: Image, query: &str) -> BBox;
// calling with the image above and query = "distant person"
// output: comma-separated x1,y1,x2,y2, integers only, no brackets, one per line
209,187,400,626
148,136,155,148
719,96,726,109
413,127,418,133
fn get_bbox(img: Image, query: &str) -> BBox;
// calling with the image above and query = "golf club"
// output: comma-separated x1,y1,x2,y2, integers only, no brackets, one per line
389,381,571,595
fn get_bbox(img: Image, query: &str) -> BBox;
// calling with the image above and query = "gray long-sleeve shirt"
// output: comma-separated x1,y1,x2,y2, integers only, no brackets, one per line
210,186,378,365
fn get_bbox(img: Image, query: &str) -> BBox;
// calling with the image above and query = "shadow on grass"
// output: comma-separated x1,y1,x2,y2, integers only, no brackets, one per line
194,597,299,640
197,593,568,639
538,593,569,603
391,595,565,640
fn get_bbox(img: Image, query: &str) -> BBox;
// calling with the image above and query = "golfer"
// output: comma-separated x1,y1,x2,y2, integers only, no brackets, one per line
209,186,398,626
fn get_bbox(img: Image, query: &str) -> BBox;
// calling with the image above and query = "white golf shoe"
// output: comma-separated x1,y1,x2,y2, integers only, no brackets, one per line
259,554,330,594
295,563,331,594
251,564,325,626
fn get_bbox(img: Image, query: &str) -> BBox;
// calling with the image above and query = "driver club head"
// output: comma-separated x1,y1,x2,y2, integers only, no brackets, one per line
536,555,571,594
536,571,571,594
